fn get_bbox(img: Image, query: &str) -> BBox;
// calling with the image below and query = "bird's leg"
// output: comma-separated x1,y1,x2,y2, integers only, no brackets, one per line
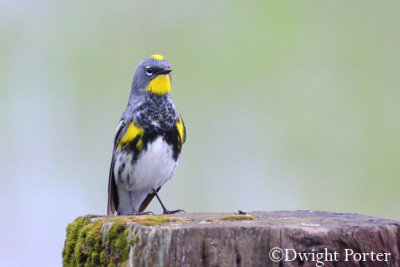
153,189,185,214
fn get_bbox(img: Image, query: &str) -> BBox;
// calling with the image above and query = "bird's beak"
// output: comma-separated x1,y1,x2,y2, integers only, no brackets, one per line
159,68,172,75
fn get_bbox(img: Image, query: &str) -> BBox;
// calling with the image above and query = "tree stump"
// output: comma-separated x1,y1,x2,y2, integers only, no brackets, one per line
63,211,400,267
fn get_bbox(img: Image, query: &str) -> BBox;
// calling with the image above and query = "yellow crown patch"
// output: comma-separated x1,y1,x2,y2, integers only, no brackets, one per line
151,54,164,60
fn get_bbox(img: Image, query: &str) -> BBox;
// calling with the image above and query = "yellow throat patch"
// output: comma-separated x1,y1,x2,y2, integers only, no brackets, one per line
118,122,144,150
146,75,171,95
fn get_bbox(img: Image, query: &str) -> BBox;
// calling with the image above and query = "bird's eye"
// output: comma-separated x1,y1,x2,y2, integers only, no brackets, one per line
145,67,153,76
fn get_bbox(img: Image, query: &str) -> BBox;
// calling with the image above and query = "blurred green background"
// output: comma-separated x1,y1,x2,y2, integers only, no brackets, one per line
1,1,399,266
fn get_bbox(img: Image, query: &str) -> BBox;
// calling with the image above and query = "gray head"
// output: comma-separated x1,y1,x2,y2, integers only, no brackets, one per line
130,54,172,96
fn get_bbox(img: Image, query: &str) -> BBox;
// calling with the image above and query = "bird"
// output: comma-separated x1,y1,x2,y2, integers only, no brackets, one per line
107,54,186,215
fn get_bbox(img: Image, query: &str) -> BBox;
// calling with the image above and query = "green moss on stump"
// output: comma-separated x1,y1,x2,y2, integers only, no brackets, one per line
63,216,130,267
129,215,186,226
219,215,256,221
63,215,186,266
63,216,94,266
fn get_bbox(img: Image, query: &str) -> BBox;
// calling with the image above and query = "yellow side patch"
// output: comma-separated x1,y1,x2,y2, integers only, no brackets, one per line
151,54,164,60
176,115,185,144
118,122,144,150
146,75,171,95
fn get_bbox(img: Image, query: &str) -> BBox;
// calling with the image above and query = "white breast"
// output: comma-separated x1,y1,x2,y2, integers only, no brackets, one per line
128,136,177,192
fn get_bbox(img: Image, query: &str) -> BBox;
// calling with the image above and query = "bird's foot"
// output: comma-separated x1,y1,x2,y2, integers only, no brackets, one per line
163,209,185,215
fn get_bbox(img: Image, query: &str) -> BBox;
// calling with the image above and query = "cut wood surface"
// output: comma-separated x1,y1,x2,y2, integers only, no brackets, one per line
63,210,400,267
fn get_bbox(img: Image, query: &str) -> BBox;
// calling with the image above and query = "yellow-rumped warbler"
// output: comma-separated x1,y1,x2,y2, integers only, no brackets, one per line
107,55,186,215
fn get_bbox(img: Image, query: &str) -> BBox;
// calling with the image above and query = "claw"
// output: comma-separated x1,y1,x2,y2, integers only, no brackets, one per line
163,209,185,214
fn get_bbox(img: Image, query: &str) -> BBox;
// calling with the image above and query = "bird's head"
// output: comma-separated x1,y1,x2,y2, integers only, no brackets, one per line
131,54,172,95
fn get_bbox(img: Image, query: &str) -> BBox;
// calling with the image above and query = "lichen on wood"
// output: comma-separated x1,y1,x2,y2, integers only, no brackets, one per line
219,214,256,220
